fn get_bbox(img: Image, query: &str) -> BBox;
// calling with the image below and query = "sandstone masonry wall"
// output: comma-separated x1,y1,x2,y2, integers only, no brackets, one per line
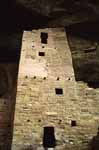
12,28,99,150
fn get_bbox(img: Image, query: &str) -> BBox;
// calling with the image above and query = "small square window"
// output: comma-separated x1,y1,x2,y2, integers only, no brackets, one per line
55,88,63,95
39,52,45,56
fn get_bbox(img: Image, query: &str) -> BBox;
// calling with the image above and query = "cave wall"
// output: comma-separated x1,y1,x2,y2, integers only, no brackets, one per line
0,0,98,29
15,0,99,27
16,0,98,16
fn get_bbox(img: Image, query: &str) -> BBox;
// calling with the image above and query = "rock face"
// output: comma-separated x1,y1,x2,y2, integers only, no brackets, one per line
16,0,99,26
16,0,63,16
0,0,98,29
16,0,98,15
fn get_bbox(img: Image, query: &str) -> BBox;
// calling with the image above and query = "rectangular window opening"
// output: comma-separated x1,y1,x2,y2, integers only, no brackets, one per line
55,88,63,95
39,52,45,56
71,120,77,127
41,32,48,44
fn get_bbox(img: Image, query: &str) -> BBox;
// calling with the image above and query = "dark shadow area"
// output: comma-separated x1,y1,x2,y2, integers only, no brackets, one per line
67,20,99,41
0,1,50,31
89,128,99,150
0,0,16,31
0,1,24,149
87,81,99,89
5,0,99,31
0,32,23,62
66,21,99,85
15,4,50,30
0,1,23,147
0,31,23,149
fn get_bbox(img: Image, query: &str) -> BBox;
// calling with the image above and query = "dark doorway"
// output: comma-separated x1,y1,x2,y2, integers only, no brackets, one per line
43,127,56,148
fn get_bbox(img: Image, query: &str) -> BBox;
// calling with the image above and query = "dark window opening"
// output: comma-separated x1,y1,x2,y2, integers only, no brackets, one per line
43,127,56,148
55,88,63,95
39,52,45,56
41,32,48,44
71,120,77,127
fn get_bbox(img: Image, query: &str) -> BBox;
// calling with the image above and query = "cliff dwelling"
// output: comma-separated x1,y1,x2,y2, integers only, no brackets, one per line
0,0,99,150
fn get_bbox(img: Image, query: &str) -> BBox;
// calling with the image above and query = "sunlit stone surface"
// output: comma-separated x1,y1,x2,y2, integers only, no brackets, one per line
12,28,99,150
12,28,77,149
